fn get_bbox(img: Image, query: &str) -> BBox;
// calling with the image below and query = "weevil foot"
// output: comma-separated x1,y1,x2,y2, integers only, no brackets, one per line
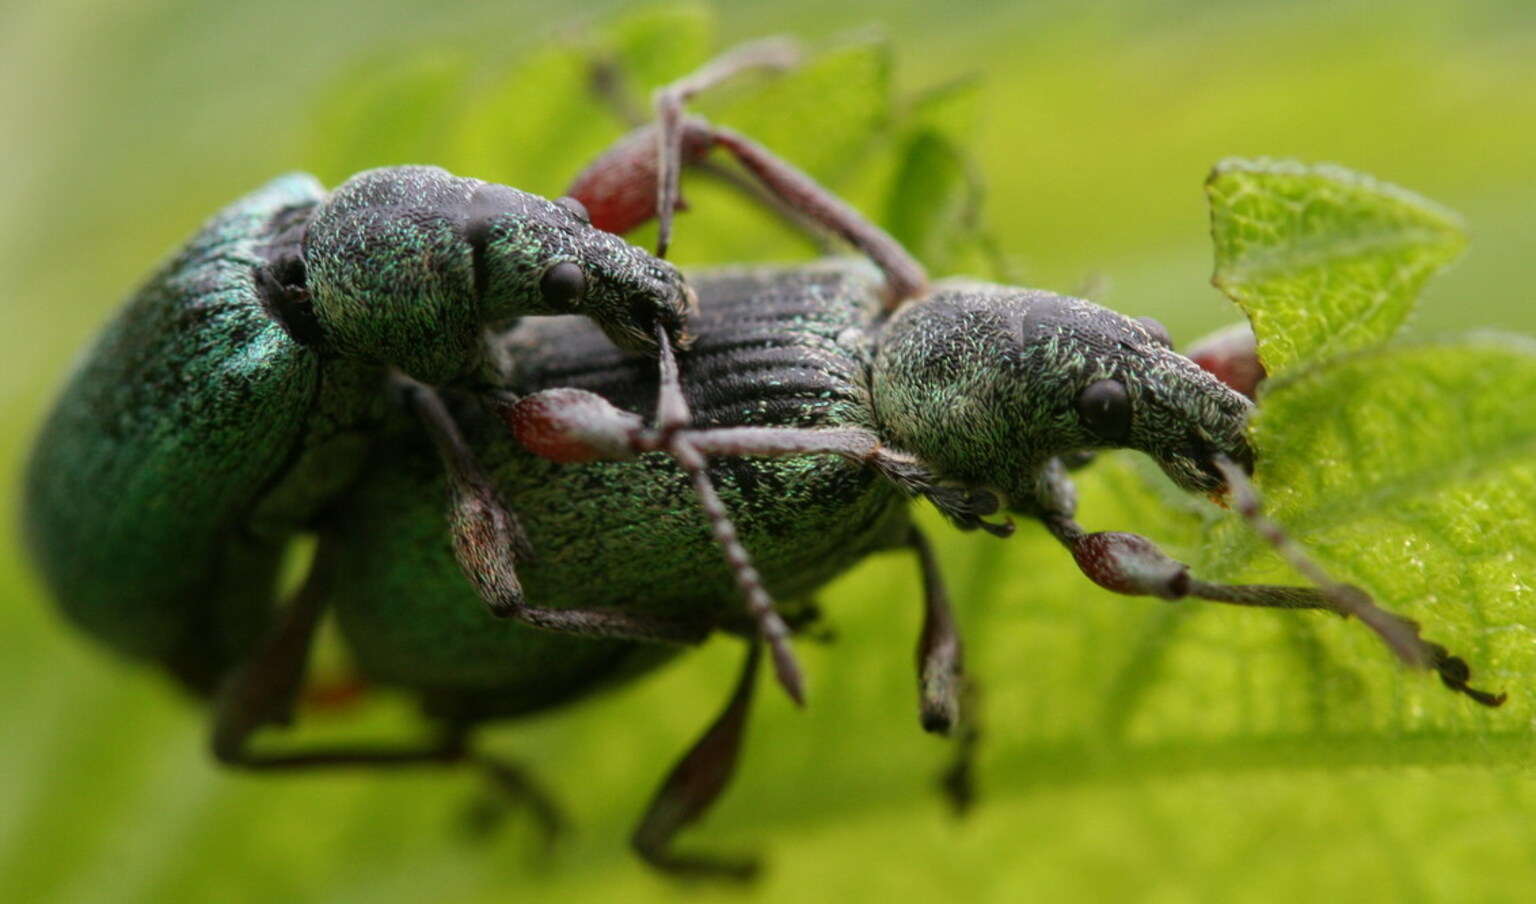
1208,456,1507,706
938,716,980,818
1426,643,1507,708
459,756,568,853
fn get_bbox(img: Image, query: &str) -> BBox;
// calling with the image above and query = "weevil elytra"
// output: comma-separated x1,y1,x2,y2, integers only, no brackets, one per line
23,164,692,694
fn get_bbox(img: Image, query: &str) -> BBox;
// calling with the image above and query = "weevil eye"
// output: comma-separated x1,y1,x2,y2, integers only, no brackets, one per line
1077,379,1132,441
1136,316,1173,348
556,196,591,225
540,261,588,308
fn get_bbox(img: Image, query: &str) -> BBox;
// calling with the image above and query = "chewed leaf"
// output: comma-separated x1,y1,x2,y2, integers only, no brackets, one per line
1207,158,1468,377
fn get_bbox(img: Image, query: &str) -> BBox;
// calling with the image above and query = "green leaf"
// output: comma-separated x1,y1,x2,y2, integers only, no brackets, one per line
1191,340,1536,725
450,47,606,194
604,3,714,89
880,77,995,277
904,74,983,141
1187,157,1535,727
882,131,980,274
1207,158,1468,377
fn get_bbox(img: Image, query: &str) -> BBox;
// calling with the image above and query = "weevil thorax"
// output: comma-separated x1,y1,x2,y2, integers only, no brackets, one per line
296,166,692,385
871,283,1254,513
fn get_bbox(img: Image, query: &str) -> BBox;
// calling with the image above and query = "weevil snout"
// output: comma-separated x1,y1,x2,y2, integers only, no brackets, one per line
1133,353,1256,497
588,256,696,357
646,276,698,352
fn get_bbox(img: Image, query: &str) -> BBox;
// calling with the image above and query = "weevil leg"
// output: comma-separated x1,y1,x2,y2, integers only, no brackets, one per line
659,422,1010,535
1031,457,1505,708
692,125,929,304
209,535,475,770
208,542,569,842
566,38,801,243
499,346,808,705
211,537,337,759
650,38,801,257
566,41,928,305
907,525,980,814
648,38,927,300
217,711,566,847
909,526,963,735
1210,456,1505,707
579,48,836,255
204,575,555,834
632,642,762,881
403,378,716,647
649,331,806,706
460,755,568,848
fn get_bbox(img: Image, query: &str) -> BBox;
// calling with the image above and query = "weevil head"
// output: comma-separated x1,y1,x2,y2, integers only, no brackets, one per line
297,166,693,385
871,283,1253,512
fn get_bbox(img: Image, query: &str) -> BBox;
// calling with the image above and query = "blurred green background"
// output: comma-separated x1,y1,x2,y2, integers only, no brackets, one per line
3,1,1535,902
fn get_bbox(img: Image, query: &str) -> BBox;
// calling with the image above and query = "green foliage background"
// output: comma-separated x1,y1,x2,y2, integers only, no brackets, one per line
3,2,1535,902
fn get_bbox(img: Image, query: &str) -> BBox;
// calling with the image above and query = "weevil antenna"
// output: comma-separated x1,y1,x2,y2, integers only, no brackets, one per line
652,326,807,706
1210,454,1505,706
1211,454,1428,666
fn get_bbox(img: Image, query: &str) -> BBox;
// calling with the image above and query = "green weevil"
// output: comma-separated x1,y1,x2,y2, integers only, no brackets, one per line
23,165,692,695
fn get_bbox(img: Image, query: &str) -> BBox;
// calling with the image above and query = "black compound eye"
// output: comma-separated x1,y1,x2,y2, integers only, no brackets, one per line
1077,379,1132,441
556,196,591,225
1136,316,1174,349
540,261,587,308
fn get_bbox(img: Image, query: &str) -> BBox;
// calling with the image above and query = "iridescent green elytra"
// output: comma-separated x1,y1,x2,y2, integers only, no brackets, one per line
23,166,691,693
